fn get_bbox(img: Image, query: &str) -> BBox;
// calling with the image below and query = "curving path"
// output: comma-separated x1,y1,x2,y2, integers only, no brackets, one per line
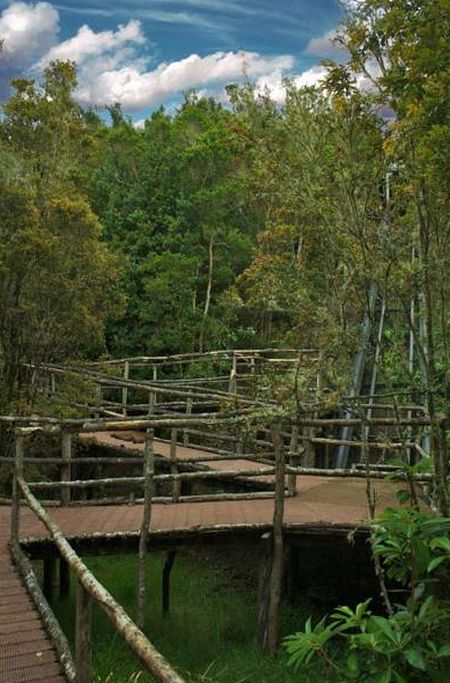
0,435,398,682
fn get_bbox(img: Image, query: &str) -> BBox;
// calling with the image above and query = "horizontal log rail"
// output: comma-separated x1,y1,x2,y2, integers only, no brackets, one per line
27,462,432,494
17,477,186,683
27,467,277,489
78,348,312,366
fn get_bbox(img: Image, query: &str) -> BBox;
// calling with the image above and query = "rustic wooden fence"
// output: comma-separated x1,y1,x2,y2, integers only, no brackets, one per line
3,348,436,681
6,403,435,682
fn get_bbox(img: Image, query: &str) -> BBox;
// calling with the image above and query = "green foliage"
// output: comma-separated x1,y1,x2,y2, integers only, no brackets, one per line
53,552,324,683
285,509,450,682
0,62,120,410
90,96,257,355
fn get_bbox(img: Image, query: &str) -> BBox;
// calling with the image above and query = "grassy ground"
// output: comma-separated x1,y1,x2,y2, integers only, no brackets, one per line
52,551,325,683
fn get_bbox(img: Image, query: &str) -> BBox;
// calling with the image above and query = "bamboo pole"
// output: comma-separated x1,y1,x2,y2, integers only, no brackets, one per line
138,429,155,629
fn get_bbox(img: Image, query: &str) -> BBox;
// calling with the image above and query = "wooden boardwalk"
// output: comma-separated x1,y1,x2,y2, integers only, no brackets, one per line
81,431,274,480
0,524,66,682
0,435,398,682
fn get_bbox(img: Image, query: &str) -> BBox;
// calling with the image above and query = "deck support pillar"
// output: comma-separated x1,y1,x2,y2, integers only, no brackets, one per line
284,545,298,605
43,557,56,603
60,557,70,599
162,550,177,615
257,532,272,649
75,580,92,683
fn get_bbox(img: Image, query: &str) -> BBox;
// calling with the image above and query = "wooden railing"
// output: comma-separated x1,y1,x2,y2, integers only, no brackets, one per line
6,406,436,680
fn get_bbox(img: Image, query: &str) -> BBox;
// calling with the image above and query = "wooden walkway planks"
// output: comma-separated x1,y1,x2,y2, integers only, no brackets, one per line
0,525,66,682
12,475,396,541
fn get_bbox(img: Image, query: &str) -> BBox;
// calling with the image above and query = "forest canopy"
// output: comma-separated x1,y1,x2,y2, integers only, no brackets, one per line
1,0,450,431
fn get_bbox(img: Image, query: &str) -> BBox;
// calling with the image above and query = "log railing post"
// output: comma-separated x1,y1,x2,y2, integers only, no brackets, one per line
228,352,237,394
236,430,244,458
303,427,316,467
170,429,181,502
75,579,92,683
288,425,299,497
137,428,155,629
152,366,158,407
94,383,102,418
122,361,130,416
61,431,72,506
183,398,192,446
11,434,24,544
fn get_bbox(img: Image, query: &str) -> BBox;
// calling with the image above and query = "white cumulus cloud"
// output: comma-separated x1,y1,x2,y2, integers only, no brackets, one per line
51,29,295,110
0,1,59,57
0,1,334,112
255,65,327,104
0,1,59,93
38,19,145,67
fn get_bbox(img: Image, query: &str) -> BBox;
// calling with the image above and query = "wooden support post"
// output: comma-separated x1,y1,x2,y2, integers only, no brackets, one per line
153,366,158,406
43,557,56,603
303,427,316,468
148,389,156,417
11,434,24,543
137,429,155,630
236,429,244,458
288,425,299,496
228,353,237,394
61,431,72,507
122,361,130,416
162,550,177,615
75,580,92,683
170,429,181,502
183,398,192,446
257,532,272,648
60,557,70,599
265,422,285,655
94,383,102,418
284,545,298,605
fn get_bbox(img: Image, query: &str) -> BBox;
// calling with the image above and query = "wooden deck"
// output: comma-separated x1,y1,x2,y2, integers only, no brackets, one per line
0,435,399,682
0,525,66,682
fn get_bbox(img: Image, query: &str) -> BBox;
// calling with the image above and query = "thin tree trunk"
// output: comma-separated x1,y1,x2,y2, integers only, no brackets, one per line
199,234,214,352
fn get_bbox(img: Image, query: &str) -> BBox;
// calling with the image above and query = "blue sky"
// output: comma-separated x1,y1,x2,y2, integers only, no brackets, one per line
0,0,345,122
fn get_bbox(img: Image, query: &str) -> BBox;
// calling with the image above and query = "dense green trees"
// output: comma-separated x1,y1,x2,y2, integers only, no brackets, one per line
2,0,450,435
0,63,119,409
89,96,257,355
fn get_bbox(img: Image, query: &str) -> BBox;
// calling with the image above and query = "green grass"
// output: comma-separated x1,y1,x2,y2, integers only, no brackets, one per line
52,551,325,683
